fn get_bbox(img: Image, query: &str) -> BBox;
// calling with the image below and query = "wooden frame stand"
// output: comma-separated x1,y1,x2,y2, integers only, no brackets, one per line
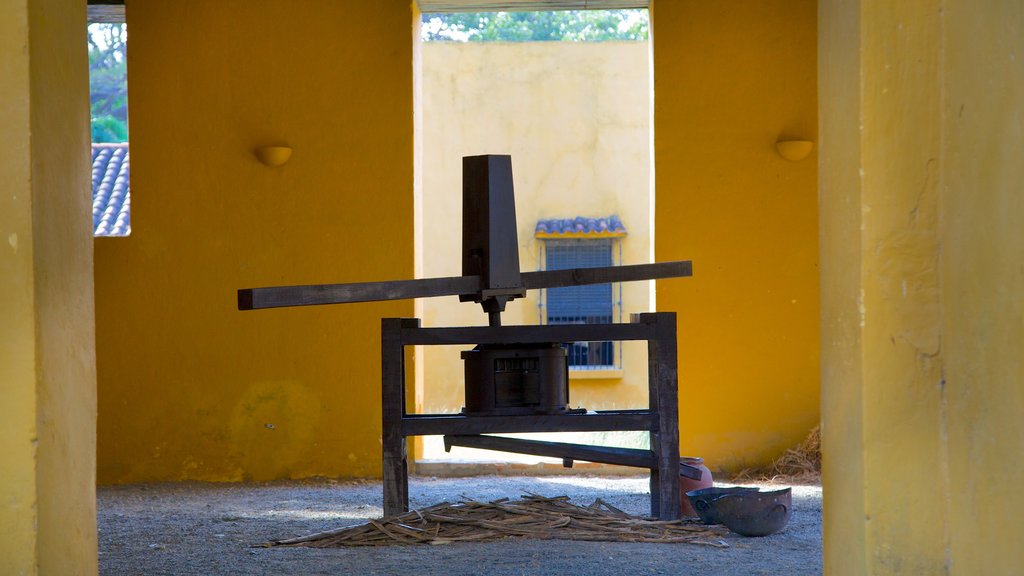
381,312,681,520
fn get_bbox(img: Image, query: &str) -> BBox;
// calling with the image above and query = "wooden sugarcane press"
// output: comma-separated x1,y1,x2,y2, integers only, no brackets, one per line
238,155,693,519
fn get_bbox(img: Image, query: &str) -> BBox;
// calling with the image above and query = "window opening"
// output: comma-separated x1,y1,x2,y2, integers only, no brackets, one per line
416,7,652,463
89,21,130,237
541,237,623,370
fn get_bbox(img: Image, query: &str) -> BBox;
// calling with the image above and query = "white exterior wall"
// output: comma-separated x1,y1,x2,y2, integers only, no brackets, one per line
419,41,653,451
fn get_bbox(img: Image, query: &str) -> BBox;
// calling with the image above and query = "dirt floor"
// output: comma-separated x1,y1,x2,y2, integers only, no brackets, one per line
97,475,821,575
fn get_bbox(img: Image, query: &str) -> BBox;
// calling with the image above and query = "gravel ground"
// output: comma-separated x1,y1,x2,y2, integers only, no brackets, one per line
98,476,821,575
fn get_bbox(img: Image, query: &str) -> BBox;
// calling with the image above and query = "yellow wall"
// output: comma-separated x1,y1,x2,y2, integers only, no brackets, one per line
651,0,820,471
419,42,653,431
0,0,97,573
820,0,1024,573
94,0,415,483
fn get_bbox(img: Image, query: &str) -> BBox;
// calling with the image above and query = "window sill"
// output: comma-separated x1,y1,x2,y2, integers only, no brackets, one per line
569,369,624,381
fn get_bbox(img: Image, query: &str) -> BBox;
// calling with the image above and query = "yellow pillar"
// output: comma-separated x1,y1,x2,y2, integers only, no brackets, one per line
0,1,97,575
817,0,867,571
821,0,1024,573
940,1,1023,573
820,1,948,573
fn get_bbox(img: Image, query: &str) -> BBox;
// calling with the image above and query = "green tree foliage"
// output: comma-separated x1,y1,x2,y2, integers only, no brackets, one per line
422,10,648,42
88,23,128,142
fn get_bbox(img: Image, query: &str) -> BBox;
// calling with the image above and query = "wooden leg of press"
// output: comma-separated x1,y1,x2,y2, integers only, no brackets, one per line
642,312,682,520
649,433,662,518
382,446,408,518
382,318,409,517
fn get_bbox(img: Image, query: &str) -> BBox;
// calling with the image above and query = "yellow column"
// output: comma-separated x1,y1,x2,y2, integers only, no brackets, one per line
0,0,97,575
820,1,949,573
0,6,40,572
941,2,1024,573
817,0,867,570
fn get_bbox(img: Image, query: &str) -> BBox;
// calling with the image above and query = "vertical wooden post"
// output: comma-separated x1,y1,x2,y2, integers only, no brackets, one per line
381,318,415,517
639,312,681,519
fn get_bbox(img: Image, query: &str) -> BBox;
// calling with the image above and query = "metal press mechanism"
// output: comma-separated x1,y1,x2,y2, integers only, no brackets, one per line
238,155,693,519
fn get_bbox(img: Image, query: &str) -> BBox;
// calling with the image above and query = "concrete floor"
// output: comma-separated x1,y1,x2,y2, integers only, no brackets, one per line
98,475,821,576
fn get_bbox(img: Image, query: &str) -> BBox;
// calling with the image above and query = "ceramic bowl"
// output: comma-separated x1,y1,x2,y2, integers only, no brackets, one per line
714,487,792,536
686,486,760,524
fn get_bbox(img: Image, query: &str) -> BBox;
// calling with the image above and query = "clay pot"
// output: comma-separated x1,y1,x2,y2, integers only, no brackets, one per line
679,457,713,517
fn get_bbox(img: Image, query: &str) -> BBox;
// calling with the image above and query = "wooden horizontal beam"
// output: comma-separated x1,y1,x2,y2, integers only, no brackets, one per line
401,410,658,436
418,1,649,13
238,275,480,310
87,4,124,23
238,260,690,310
399,321,654,345
443,434,657,468
522,260,691,290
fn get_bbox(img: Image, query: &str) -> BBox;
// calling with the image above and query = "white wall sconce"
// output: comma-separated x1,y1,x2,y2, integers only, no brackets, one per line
775,140,814,162
255,145,293,167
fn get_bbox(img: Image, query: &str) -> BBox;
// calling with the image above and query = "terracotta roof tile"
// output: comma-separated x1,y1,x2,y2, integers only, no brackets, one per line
91,143,130,236
535,215,626,237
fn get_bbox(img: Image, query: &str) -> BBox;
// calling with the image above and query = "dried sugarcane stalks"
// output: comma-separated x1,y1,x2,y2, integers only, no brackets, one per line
265,495,728,548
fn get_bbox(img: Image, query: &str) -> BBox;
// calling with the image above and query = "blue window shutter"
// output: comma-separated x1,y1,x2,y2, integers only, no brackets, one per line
545,240,614,323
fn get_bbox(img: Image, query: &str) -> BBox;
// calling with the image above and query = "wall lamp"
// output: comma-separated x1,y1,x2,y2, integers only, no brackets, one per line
255,145,293,167
775,139,814,162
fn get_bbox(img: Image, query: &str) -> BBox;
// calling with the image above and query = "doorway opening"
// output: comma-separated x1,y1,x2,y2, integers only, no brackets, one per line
412,7,656,469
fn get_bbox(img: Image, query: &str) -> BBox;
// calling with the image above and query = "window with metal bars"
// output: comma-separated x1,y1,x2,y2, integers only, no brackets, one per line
541,238,622,370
